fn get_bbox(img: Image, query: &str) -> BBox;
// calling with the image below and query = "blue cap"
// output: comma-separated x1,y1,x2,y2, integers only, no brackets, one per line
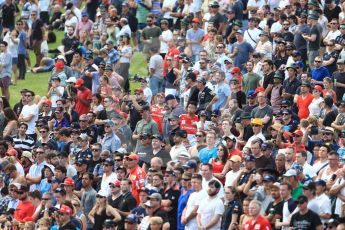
263,175,276,182
76,158,88,165
104,158,114,166
81,11,89,17
296,61,304,69
247,90,255,98
261,143,272,150
151,134,163,141
315,179,326,186
244,155,256,162
211,109,221,117
125,214,138,224
165,94,176,101
182,160,197,169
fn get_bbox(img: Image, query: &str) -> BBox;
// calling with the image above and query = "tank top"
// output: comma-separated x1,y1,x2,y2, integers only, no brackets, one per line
93,208,114,230
166,68,176,86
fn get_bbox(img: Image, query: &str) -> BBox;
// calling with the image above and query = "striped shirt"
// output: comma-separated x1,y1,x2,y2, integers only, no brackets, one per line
12,135,35,151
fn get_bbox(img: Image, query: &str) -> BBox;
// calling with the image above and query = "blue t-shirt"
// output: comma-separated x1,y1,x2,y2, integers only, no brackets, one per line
232,42,254,70
311,66,330,81
177,188,194,230
18,31,27,55
212,83,231,110
198,147,218,163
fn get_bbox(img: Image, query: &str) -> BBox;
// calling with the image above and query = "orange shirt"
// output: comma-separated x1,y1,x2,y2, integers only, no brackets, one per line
14,200,35,223
151,104,165,134
76,88,92,115
179,114,199,135
129,165,147,204
296,93,314,119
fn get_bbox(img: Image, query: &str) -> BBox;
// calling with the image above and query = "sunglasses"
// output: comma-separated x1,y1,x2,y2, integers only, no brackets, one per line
36,151,45,154
40,131,47,133
103,164,112,167
182,178,191,181
96,195,105,198
115,159,122,161
323,133,333,136
92,149,100,151
196,135,203,137
109,185,120,188
252,125,261,127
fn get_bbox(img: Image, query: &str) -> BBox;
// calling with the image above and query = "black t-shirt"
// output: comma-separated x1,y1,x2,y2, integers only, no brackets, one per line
209,13,225,30
162,186,180,229
324,5,342,22
231,91,246,109
308,25,321,51
152,208,169,224
265,200,284,216
323,110,337,126
333,71,345,100
255,155,272,169
117,192,137,230
290,209,322,229
2,3,18,27
58,221,77,230
323,50,339,75
31,19,44,40
108,195,122,209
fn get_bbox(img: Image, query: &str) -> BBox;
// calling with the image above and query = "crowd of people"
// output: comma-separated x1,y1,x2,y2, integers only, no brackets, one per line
3,0,345,229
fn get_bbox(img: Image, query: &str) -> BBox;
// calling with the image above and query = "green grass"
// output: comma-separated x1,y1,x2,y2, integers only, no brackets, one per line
8,30,146,106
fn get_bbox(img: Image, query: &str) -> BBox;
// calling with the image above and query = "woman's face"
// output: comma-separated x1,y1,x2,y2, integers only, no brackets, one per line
44,168,53,178
92,96,98,104
323,80,330,88
243,200,250,214
217,146,224,158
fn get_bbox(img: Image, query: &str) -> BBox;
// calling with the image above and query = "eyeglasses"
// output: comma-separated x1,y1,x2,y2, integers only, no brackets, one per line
314,60,322,63
216,46,224,49
282,113,290,116
16,23,22,25
200,62,206,64
182,178,191,181
24,94,32,97
43,105,50,107
96,195,105,198
330,22,337,24
36,151,45,154
297,201,305,205
75,163,82,167
42,198,50,200
39,131,47,133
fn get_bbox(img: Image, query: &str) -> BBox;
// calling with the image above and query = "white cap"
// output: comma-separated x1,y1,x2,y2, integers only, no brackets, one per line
66,77,77,83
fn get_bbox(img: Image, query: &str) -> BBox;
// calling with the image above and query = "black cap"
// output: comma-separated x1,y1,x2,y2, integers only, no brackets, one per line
175,129,187,138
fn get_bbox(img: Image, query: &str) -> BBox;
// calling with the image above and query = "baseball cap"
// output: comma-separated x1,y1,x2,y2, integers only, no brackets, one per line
125,214,138,224
231,67,241,74
165,94,176,101
76,158,89,165
191,18,200,23
182,160,198,169
244,155,256,162
109,179,121,187
175,129,187,138
230,155,242,163
303,181,316,190
148,193,162,200
125,154,139,161
104,158,115,166
75,79,84,88
103,220,117,228
251,118,263,126
263,175,276,182
6,148,17,156
58,205,73,216
66,77,77,83
78,133,89,141
63,177,75,186
283,169,297,177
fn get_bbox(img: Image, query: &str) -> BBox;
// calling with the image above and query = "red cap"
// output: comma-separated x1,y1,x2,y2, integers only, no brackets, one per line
230,67,241,74
109,179,121,186
58,205,73,216
134,88,144,94
119,111,128,119
125,153,139,161
44,100,52,105
293,130,303,136
63,177,75,186
314,85,323,92
6,148,17,156
254,86,265,95
192,18,200,23
75,79,84,88
55,61,64,69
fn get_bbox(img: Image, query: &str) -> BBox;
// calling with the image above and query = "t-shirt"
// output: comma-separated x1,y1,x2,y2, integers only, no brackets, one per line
232,42,254,70
198,146,217,163
185,190,208,230
296,94,314,119
243,73,261,94
186,28,204,55
243,215,272,230
179,114,199,134
290,210,322,229
197,196,225,230
14,200,35,222
308,25,321,51
75,88,92,115
21,104,39,135
149,54,164,78
212,83,231,110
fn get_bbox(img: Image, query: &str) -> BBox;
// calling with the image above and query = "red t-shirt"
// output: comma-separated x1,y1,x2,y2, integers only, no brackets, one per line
14,200,35,223
296,93,314,119
244,215,272,230
75,88,92,115
228,148,243,159
151,104,165,134
179,114,199,135
129,165,147,204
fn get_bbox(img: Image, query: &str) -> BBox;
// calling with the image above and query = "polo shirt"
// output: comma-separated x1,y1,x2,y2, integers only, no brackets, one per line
14,200,35,223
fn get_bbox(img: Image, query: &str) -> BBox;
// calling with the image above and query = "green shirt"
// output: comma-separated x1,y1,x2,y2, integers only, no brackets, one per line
243,72,261,94
292,183,303,200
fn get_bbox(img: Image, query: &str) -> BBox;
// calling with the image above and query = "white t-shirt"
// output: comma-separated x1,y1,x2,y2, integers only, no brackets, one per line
65,16,78,33
197,196,224,230
50,86,64,108
325,30,341,42
225,170,241,187
202,177,225,199
21,104,39,135
332,177,345,216
143,87,153,105
101,172,117,195
315,193,332,225
162,0,177,19
308,97,324,116
244,28,261,49
303,162,317,179
185,189,208,230
160,30,173,54
15,162,25,176
247,0,265,17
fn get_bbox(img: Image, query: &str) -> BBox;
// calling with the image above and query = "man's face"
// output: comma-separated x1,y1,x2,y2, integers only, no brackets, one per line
275,155,285,167
120,181,130,193
151,139,161,149
67,27,74,35
146,17,154,26
279,184,290,199
246,62,253,72
39,129,48,138
250,142,261,155
271,187,280,199
296,153,305,165
207,184,219,197
314,58,322,67
248,202,260,216
201,165,212,178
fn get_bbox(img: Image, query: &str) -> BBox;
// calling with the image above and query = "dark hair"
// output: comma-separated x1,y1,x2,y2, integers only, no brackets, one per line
121,178,132,185
191,173,202,181
299,150,307,158
85,172,94,181
217,144,228,164
226,186,240,200
329,151,339,158
18,122,28,129
153,173,164,180
280,181,293,191
208,179,221,189
55,165,67,174
29,190,42,200
58,128,71,137
201,163,213,171
1,96,10,109
92,93,103,105
3,108,18,121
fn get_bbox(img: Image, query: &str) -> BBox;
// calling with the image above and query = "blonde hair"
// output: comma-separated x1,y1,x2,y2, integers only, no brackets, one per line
150,216,163,225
